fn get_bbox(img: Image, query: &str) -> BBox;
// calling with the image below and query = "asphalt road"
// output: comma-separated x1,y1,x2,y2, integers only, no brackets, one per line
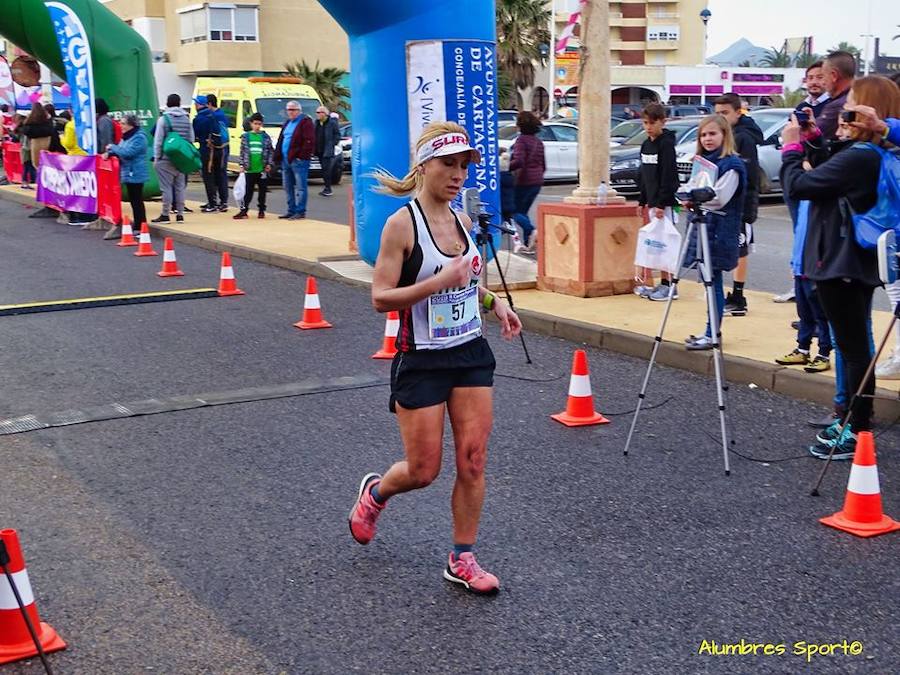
1,199,898,674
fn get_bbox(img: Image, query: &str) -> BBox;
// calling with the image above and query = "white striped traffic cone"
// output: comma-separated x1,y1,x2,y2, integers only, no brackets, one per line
551,349,610,427
820,431,900,537
372,311,399,359
157,238,184,277
133,222,158,257
0,529,66,665
294,276,332,329
217,252,245,296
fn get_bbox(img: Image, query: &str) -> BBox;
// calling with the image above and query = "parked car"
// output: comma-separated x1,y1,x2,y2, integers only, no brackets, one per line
339,122,352,172
498,118,632,181
498,110,519,127
609,119,645,146
608,117,705,195
675,108,794,195
666,104,711,117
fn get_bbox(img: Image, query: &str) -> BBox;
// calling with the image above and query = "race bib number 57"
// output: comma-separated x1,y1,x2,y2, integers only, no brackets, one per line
428,284,481,339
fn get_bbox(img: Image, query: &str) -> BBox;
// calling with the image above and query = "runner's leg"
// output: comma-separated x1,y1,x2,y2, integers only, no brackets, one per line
377,403,446,499
447,387,492,545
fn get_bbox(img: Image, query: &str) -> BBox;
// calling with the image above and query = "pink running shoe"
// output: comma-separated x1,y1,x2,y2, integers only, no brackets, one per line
443,552,500,595
348,473,385,545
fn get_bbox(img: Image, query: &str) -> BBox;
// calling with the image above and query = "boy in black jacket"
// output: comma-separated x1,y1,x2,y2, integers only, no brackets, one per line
637,103,680,301
715,93,763,315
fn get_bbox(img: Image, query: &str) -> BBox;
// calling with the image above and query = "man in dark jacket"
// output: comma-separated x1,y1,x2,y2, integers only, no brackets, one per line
314,105,341,197
714,93,763,316
817,51,856,141
193,95,228,213
272,101,315,219
636,103,679,301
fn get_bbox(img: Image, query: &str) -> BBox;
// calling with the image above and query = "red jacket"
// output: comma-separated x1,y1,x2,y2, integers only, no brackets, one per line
273,114,315,163
509,133,545,187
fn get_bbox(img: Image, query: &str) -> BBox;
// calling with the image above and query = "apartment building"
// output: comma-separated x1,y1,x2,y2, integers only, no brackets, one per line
534,0,709,112
101,0,348,104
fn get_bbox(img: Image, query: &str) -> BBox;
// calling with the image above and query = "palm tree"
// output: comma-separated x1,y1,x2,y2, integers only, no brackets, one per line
496,0,551,107
284,59,351,116
794,52,821,68
829,41,862,63
771,87,806,108
760,45,791,68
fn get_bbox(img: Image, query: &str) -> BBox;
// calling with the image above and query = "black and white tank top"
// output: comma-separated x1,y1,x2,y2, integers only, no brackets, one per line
396,199,484,352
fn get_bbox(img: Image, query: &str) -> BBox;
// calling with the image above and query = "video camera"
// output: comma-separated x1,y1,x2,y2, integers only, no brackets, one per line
676,186,716,206
462,187,517,238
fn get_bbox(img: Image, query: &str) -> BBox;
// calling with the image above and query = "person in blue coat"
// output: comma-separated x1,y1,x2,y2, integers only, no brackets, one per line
104,114,149,231
682,115,746,351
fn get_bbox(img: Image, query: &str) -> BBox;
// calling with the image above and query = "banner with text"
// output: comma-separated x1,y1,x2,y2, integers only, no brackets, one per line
45,1,97,154
36,152,98,213
407,40,499,227
0,56,15,110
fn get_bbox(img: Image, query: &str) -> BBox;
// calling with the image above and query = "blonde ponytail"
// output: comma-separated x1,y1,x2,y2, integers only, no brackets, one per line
371,121,471,197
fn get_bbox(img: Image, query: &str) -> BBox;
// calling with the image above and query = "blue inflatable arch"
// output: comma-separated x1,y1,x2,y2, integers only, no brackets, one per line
317,0,501,265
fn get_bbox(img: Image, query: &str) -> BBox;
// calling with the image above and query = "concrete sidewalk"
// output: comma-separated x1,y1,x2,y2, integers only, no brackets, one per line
4,184,898,418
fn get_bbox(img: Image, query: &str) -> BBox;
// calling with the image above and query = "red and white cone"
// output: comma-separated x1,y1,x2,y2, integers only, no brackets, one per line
372,311,399,359
133,222,158,257
0,529,67,665
157,238,184,277
293,276,332,329
116,217,138,247
551,349,610,427
217,252,245,296
820,431,900,537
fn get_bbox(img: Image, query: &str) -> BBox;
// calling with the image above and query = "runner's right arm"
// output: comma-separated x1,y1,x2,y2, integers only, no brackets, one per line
372,209,469,313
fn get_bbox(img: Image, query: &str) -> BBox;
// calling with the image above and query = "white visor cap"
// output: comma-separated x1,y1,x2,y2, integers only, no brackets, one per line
416,132,482,166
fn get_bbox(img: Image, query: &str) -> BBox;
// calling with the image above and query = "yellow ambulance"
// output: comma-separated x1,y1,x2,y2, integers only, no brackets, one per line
191,76,341,184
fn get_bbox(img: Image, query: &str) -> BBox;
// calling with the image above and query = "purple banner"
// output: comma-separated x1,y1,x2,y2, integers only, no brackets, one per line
36,152,98,212
732,85,784,95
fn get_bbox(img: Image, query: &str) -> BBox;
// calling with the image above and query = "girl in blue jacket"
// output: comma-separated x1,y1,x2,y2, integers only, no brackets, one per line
682,115,746,351
104,114,150,228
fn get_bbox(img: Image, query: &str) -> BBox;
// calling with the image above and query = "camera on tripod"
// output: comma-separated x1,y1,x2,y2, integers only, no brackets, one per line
675,186,716,215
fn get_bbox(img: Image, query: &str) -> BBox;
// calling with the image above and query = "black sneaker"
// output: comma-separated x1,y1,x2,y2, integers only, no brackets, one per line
176,215,185,223
151,214,170,223
218,204,228,212
808,410,843,428
319,188,333,197
809,428,857,461
723,293,747,317
201,204,218,213
278,213,293,219
183,206,194,213
198,203,212,210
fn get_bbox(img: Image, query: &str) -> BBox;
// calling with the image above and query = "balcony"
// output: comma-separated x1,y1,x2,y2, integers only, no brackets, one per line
175,40,262,75
610,14,648,27
611,40,647,51
646,39,679,50
648,12,680,21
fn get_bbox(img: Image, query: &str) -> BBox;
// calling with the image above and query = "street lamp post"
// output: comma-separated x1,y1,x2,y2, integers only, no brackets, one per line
548,0,556,118
700,8,711,66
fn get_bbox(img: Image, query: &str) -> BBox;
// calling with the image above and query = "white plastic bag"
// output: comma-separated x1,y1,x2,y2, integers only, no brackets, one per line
633,214,683,274
233,172,246,206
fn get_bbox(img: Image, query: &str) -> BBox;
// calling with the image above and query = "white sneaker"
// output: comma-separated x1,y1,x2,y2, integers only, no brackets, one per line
875,350,900,380
633,285,654,297
773,289,795,303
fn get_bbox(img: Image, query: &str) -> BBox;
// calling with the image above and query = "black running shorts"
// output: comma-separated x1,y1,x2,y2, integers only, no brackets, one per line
738,222,754,258
389,336,496,413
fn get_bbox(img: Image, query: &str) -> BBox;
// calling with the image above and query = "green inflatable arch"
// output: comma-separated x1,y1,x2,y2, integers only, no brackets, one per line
2,0,160,195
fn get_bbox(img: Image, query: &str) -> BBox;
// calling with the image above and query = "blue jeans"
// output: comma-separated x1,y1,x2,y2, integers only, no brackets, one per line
704,270,725,339
513,184,541,242
794,277,832,356
283,159,310,216
832,318,875,410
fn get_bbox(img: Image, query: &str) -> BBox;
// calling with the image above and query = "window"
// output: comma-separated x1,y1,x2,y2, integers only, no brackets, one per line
647,26,679,41
552,124,578,142
179,4,257,44
179,9,207,44
220,100,239,128
255,98,320,126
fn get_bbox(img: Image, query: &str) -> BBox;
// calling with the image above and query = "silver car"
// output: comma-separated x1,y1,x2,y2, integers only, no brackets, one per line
676,108,794,195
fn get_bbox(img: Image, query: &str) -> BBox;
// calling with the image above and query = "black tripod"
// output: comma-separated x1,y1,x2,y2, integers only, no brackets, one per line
473,212,532,364
623,188,733,475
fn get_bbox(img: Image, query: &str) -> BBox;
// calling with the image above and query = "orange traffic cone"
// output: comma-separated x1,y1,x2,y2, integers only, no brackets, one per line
820,431,900,537
0,529,67,665
157,238,185,277
294,276,332,329
116,216,138,247
551,349,610,427
217,252,245,297
372,311,399,359
133,222,158,257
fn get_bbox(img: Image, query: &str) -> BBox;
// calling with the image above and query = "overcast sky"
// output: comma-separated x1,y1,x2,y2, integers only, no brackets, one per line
705,0,900,59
